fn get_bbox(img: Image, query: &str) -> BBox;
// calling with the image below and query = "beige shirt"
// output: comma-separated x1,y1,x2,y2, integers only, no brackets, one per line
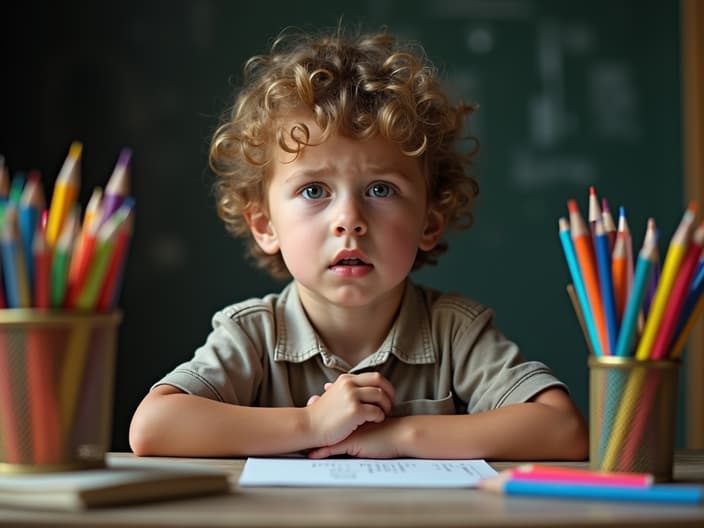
155,281,566,416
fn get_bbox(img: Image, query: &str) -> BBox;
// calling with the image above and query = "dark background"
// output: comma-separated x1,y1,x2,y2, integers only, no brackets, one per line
0,0,683,451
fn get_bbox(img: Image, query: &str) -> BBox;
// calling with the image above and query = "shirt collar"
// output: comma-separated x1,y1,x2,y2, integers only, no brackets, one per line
273,280,437,368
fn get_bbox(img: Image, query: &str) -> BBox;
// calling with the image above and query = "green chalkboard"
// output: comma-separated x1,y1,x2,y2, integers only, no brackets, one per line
0,0,683,451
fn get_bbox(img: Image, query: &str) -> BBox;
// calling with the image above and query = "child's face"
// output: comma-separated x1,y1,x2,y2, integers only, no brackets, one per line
248,116,445,308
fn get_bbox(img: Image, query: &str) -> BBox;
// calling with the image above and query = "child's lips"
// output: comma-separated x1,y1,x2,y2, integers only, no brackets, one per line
328,261,374,277
330,249,371,267
329,250,373,276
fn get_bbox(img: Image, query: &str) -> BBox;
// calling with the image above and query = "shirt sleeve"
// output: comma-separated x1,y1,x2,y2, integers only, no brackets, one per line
449,306,568,413
151,303,273,404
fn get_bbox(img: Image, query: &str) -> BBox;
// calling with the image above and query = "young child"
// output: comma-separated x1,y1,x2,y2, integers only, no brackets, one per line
129,28,588,460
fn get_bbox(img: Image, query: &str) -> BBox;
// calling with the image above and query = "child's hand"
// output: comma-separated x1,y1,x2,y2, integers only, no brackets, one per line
305,372,395,447
306,420,402,459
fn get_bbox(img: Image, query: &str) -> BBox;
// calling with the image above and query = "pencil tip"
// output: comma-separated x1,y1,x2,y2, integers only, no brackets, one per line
69,141,83,159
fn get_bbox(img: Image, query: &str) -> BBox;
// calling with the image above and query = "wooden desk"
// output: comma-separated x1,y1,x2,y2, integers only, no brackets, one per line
1,451,703,528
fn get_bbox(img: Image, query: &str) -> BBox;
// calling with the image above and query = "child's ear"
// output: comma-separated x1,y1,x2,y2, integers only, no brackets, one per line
245,204,280,255
419,206,447,251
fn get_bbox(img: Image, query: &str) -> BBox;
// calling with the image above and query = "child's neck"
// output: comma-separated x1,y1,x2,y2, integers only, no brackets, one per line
295,281,406,368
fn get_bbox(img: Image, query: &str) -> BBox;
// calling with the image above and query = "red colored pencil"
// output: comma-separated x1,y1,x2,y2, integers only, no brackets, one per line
96,208,134,311
650,220,704,359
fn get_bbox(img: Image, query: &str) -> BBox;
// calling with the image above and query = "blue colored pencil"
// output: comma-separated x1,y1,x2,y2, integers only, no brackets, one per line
17,173,44,295
480,478,704,504
614,221,658,357
559,218,602,357
594,217,618,354
0,206,31,308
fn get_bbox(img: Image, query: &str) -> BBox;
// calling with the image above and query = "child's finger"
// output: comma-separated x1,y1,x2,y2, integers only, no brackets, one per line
356,386,394,415
350,372,396,401
306,395,321,406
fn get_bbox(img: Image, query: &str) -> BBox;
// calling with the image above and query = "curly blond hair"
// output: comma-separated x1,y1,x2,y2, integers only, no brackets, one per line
209,28,479,279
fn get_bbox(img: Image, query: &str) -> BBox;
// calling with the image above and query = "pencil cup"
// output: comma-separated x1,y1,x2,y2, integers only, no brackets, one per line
589,356,680,482
0,309,122,473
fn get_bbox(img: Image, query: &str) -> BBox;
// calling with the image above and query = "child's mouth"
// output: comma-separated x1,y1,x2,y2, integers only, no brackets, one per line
336,258,366,266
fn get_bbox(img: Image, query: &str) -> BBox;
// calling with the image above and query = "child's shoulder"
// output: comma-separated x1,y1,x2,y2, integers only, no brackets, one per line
412,281,491,323
215,283,295,324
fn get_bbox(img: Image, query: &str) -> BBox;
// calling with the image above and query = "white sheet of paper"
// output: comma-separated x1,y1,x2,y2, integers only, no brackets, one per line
238,458,497,488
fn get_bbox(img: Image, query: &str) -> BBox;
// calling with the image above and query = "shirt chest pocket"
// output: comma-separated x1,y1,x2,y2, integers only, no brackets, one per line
390,392,456,417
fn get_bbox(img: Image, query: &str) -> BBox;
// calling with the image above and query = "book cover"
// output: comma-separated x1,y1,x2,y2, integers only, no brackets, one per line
0,457,231,511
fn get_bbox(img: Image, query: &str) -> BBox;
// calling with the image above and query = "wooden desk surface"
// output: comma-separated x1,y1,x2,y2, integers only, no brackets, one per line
1,451,703,528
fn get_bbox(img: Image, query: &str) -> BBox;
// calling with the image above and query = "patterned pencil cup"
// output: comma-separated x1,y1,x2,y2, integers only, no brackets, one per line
589,356,680,482
0,310,121,473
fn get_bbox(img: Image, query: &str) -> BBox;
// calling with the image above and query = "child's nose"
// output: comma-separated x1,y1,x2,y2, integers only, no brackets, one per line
332,198,367,236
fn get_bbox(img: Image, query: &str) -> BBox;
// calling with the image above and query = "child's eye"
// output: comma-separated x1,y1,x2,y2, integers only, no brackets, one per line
300,184,328,200
367,183,395,198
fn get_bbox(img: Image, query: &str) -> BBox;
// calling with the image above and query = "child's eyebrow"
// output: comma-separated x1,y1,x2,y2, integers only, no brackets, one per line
284,168,331,183
284,165,411,183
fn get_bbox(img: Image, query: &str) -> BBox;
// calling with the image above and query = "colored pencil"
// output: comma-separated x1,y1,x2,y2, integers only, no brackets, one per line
9,171,25,206
479,477,704,504
566,284,596,356
1,206,32,308
18,172,45,294
670,287,704,359
617,207,634,302
636,203,697,359
611,232,628,322
500,464,653,487
45,141,82,248
99,147,131,227
64,217,99,308
643,226,661,317
74,206,127,310
594,217,618,353
68,187,102,288
588,186,601,236
559,218,601,356
650,220,704,359
96,203,134,311
568,199,610,355
601,198,617,251
32,223,51,309
614,222,658,357
83,187,103,232
669,256,704,357
50,207,79,308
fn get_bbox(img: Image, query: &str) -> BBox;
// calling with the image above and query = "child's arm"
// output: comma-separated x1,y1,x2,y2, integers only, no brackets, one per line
306,387,588,460
128,372,395,457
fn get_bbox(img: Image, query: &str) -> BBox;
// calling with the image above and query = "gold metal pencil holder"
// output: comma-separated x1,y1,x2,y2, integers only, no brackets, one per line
0,309,122,474
589,356,680,482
